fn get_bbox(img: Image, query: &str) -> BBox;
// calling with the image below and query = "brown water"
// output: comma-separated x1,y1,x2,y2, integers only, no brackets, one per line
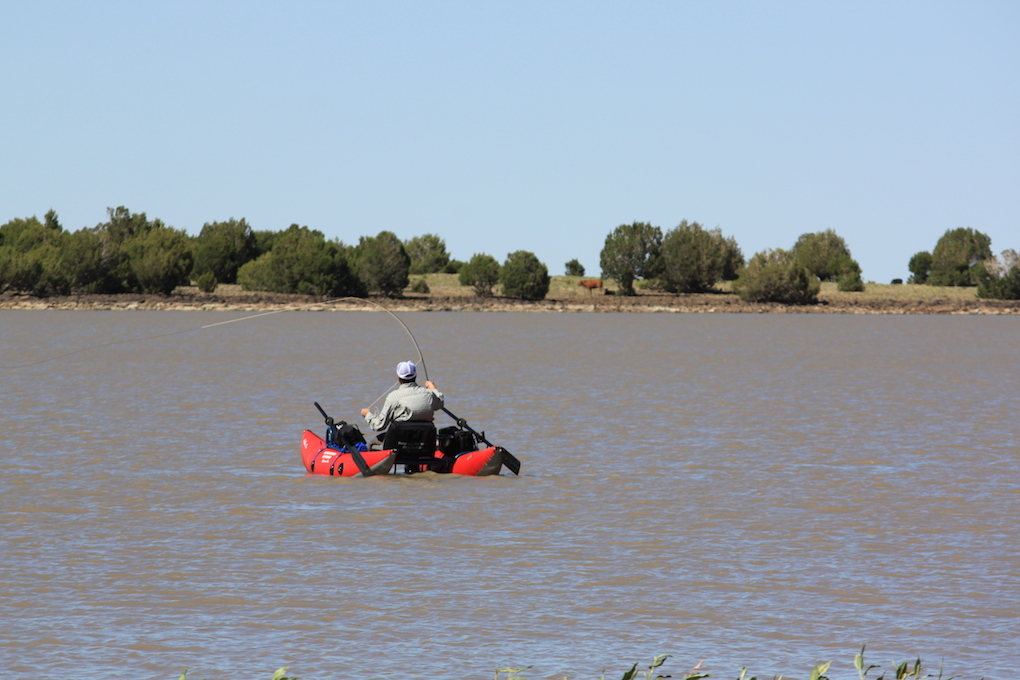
1,310,1017,679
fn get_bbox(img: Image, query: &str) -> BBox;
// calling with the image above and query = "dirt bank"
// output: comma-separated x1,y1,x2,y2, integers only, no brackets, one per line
2,288,1018,314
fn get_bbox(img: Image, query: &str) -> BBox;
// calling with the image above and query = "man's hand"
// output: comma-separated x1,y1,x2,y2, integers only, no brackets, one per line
360,408,370,417
424,380,437,390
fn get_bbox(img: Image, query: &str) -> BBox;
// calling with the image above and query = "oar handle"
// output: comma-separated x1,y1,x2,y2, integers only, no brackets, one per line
313,402,371,475
441,407,520,475
441,407,490,446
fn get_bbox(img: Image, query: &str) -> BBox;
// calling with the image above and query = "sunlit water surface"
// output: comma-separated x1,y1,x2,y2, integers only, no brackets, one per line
1,311,1017,679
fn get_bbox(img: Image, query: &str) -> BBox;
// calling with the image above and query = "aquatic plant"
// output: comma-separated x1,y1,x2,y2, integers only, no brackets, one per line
176,648,975,680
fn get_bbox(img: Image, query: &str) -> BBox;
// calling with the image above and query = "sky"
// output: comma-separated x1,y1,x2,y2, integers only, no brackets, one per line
2,1,1017,284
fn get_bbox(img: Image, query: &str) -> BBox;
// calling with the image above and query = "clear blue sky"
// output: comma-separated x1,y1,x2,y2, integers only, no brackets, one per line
3,1,1017,283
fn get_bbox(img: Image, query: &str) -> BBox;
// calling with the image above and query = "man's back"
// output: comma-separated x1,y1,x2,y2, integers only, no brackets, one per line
365,381,444,432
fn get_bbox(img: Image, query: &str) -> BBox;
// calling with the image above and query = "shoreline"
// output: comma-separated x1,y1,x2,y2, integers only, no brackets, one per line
2,289,1018,314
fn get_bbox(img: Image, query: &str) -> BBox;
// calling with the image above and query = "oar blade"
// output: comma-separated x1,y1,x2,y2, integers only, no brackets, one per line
499,447,521,475
442,406,520,476
348,447,372,476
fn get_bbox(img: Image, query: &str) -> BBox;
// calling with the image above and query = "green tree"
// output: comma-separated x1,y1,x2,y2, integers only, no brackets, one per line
61,229,112,294
791,229,861,282
237,224,361,296
0,216,50,251
0,214,71,296
120,225,194,295
658,221,741,293
0,246,44,294
192,218,257,284
719,232,745,281
501,250,550,300
355,230,411,296
976,249,1020,300
907,251,932,284
252,229,282,258
599,221,662,295
564,258,585,276
733,248,820,304
404,233,450,275
88,206,175,293
928,227,993,286
0,217,44,293
458,253,501,297
101,206,154,245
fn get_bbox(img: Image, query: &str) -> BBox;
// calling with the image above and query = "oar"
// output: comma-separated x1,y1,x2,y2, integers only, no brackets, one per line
314,402,372,476
440,407,520,475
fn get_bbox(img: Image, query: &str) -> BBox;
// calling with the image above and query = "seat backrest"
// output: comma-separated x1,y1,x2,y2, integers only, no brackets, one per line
382,421,437,465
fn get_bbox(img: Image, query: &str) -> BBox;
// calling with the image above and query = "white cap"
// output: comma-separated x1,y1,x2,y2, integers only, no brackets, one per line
396,361,417,380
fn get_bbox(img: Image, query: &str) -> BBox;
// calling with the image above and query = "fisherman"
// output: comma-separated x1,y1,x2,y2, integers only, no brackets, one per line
361,361,444,449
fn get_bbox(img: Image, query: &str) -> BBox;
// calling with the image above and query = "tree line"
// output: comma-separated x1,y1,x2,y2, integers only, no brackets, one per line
1,207,1017,302
0,207,553,300
599,222,1018,302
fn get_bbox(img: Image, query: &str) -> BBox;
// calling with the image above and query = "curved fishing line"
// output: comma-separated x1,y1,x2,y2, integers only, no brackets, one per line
3,325,203,372
368,381,399,410
2,297,428,378
332,297,429,383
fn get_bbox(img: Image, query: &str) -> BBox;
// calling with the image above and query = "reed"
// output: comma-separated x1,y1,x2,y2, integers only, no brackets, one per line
177,647,976,680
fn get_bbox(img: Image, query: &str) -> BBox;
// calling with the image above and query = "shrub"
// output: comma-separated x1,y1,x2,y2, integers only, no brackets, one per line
236,255,272,292
90,206,179,293
791,229,861,282
0,245,42,294
237,224,361,297
355,230,410,296
458,253,501,297
500,250,550,300
837,268,865,291
976,249,1020,299
410,277,430,294
120,225,195,295
192,218,257,284
404,233,450,275
0,214,72,296
658,221,741,293
599,221,662,295
928,227,992,286
56,229,108,294
564,258,585,276
907,251,932,284
443,259,464,274
733,248,820,304
196,271,218,293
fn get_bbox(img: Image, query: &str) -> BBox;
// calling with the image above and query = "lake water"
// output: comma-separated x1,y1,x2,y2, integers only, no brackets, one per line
1,310,1017,680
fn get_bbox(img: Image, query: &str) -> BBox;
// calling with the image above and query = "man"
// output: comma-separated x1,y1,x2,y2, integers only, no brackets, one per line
361,361,444,448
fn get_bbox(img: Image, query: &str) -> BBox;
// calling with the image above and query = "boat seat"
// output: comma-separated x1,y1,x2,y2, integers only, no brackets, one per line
382,421,438,468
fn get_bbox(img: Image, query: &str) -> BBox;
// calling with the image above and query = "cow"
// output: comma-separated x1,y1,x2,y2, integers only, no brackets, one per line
578,279,603,292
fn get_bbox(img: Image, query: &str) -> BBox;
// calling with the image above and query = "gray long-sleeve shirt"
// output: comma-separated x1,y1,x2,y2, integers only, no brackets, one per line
363,382,445,432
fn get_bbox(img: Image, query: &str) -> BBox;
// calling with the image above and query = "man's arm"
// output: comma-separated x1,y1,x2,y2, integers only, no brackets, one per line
362,395,394,432
424,381,444,408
